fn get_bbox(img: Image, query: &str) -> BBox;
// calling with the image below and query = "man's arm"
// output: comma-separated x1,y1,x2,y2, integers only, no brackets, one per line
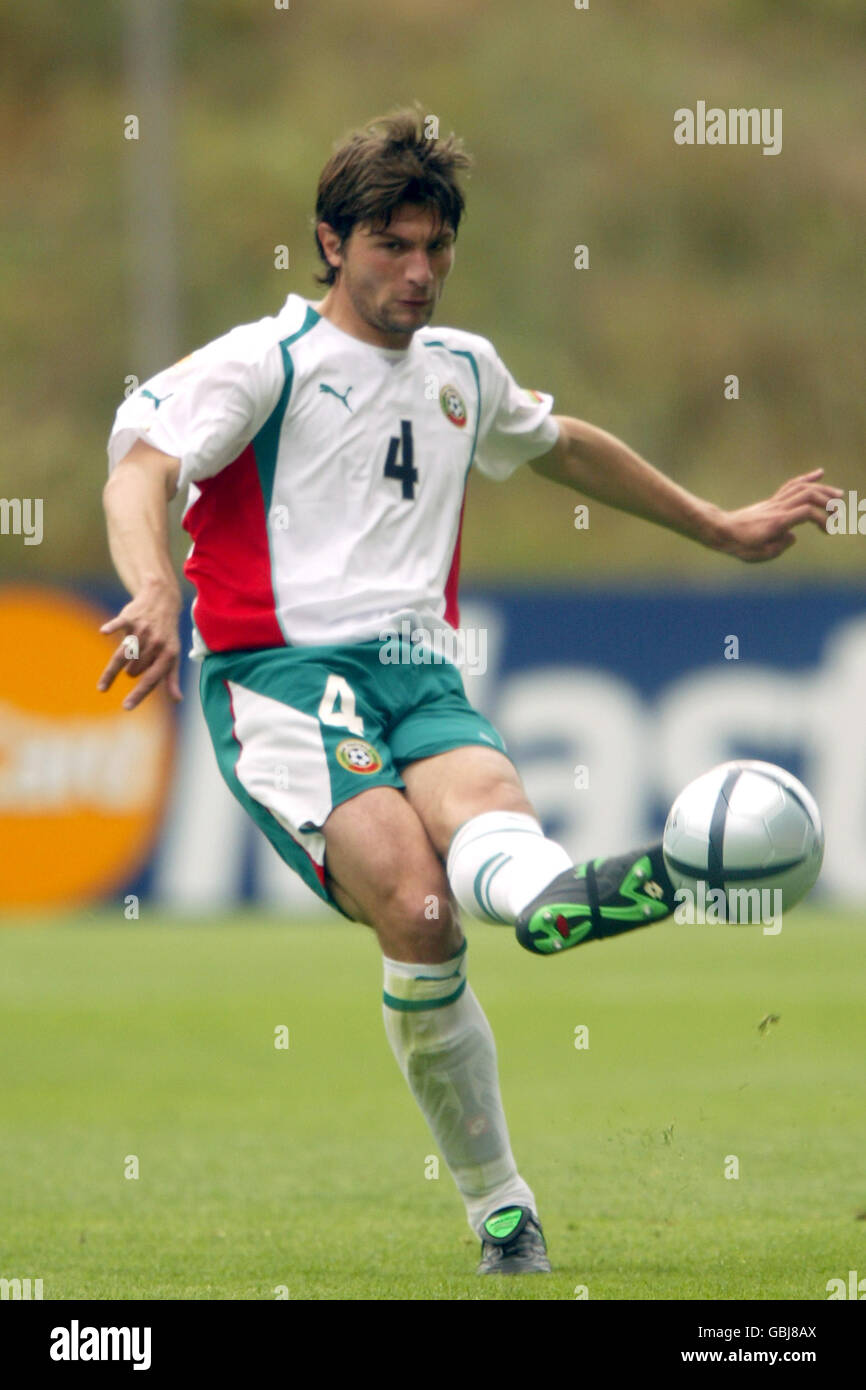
530,416,842,561
98,439,184,710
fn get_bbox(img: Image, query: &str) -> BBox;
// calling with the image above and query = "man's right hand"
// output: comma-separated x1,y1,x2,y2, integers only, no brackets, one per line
97,578,183,710
100,440,184,710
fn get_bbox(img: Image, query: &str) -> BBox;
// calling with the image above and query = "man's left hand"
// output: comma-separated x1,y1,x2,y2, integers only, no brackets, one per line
713,468,844,562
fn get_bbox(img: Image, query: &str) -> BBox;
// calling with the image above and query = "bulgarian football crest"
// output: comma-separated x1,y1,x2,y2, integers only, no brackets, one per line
439,383,467,428
335,738,383,775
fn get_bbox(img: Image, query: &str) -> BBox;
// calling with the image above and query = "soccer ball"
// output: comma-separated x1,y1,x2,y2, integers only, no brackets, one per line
662,760,824,918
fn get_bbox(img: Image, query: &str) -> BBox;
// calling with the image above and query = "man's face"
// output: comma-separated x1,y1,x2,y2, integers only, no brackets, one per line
322,203,456,345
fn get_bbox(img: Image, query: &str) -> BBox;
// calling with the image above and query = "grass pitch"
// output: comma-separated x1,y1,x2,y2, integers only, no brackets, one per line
0,908,863,1301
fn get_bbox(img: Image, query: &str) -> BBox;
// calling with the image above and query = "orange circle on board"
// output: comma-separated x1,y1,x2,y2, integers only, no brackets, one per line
0,586,175,911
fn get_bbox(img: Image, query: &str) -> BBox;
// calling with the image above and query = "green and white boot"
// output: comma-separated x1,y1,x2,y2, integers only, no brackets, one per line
515,843,676,955
476,1206,551,1275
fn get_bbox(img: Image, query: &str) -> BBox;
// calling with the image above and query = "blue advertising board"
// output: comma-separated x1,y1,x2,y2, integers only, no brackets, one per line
141,583,865,914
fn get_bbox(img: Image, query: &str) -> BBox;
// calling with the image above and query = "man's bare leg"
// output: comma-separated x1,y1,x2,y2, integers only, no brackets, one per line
402,744,676,953
401,745,574,927
321,783,544,1261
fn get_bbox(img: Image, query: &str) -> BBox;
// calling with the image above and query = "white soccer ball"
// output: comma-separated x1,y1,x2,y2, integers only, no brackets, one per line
662,760,824,917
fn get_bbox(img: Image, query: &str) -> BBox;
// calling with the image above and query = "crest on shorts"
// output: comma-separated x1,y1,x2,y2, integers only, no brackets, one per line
335,738,383,775
439,384,467,428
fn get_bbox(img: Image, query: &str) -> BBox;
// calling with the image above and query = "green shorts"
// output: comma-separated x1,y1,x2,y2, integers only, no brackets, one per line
199,639,509,915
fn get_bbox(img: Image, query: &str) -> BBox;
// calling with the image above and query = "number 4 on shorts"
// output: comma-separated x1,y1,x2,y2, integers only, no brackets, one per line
318,674,365,736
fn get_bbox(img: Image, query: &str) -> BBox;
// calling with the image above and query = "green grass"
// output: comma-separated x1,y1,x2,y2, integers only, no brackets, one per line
0,910,863,1300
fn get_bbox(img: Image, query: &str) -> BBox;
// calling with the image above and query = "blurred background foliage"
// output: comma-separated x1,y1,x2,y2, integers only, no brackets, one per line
1,0,863,585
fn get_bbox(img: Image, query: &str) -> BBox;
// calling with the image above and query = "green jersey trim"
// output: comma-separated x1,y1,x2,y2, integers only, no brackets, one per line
423,341,482,484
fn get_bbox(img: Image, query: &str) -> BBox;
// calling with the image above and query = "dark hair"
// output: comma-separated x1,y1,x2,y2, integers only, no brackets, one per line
313,105,472,286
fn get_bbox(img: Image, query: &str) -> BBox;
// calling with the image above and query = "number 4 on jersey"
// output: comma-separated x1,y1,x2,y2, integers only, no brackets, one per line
383,420,418,500
318,674,365,736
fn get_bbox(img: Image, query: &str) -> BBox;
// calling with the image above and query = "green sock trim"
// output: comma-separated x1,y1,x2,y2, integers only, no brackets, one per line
383,979,467,1012
473,854,511,924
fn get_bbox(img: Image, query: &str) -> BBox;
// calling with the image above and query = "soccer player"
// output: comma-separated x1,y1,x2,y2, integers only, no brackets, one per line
100,109,839,1275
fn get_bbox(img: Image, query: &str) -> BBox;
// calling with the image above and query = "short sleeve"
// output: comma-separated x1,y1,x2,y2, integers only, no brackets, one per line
107,320,284,489
473,343,559,481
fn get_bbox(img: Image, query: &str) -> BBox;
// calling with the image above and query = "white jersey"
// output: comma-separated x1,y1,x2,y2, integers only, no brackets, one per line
108,293,559,657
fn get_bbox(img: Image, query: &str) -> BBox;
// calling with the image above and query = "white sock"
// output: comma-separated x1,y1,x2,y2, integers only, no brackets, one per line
382,943,537,1236
447,811,573,925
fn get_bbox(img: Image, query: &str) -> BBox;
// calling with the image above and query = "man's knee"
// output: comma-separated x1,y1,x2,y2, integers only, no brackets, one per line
366,872,461,962
322,784,468,959
324,811,462,961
